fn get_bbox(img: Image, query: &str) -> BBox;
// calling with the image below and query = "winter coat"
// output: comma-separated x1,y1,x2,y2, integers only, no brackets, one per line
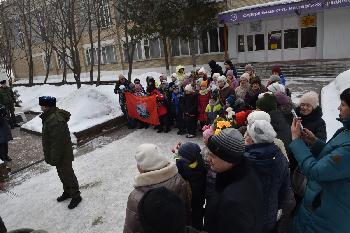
150,89,167,117
205,159,264,233
205,101,222,124
244,87,264,109
0,86,15,111
123,163,191,233
176,65,186,84
40,107,73,166
218,83,235,106
114,80,131,106
288,117,350,233
208,61,223,78
198,90,210,122
296,106,327,142
176,158,207,230
0,114,12,143
235,85,249,101
245,143,290,232
183,93,198,117
224,65,238,79
279,74,286,86
268,110,292,149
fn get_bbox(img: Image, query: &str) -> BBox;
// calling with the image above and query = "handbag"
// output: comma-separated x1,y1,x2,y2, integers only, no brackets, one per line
291,168,308,198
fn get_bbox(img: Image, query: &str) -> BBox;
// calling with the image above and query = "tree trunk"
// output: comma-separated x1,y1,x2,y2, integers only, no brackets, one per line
88,23,94,84
189,39,197,68
127,44,135,81
96,26,101,86
162,37,170,76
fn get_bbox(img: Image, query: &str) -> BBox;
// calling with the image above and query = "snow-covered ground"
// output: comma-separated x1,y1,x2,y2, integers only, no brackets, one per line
321,69,350,139
0,130,202,233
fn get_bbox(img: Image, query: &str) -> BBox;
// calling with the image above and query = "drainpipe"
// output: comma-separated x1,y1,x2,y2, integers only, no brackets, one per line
224,23,229,60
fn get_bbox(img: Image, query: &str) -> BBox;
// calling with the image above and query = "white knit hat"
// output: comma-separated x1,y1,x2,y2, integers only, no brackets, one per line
217,75,227,83
184,84,193,92
135,144,170,171
247,111,271,126
212,73,220,79
267,83,285,94
247,120,276,143
198,67,206,74
299,91,319,109
240,73,250,81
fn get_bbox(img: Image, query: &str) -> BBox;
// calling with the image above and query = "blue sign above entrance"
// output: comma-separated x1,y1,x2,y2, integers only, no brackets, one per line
219,0,350,23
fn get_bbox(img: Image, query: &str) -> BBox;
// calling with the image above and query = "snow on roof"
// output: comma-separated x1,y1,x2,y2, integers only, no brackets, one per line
220,0,303,14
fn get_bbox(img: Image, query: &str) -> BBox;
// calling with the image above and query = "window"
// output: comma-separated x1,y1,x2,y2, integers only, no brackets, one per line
255,34,265,51
123,42,142,61
238,35,244,52
284,29,298,49
200,31,209,54
99,0,112,28
144,40,150,59
150,39,161,58
219,27,225,52
209,28,219,52
86,45,116,65
301,27,317,48
247,35,254,51
268,31,282,50
171,38,180,56
180,38,190,56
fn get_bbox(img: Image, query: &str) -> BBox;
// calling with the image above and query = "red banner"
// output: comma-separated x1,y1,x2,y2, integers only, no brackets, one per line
125,92,160,125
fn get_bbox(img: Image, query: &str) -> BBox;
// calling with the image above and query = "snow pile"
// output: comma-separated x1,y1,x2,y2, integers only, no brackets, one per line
321,69,350,139
20,85,122,137
0,130,203,233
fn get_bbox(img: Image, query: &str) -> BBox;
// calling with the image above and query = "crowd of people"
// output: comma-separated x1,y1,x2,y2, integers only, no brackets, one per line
116,60,350,233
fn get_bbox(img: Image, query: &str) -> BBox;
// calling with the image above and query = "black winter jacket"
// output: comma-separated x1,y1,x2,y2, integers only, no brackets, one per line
205,159,264,233
208,61,223,78
183,93,198,116
296,106,327,142
245,143,290,232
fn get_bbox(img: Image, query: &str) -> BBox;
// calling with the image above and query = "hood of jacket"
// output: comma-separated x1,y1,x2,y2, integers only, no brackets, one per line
244,143,281,168
176,65,185,73
40,107,71,122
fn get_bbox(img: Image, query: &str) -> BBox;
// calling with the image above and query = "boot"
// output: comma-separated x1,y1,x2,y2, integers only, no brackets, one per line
57,193,71,202
68,196,82,209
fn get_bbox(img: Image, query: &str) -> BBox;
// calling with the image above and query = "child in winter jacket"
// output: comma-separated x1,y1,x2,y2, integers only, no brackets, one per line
183,84,198,138
205,97,222,124
176,142,207,231
198,81,211,128
172,85,185,135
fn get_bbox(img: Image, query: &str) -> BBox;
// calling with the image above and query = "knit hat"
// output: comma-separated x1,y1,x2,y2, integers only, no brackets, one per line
240,73,250,82
247,120,277,143
272,66,282,75
135,144,170,171
138,187,186,233
267,83,285,94
178,142,201,163
268,75,281,84
274,91,292,106
340,88,350,107
202,125,214,142
226,70,234,78
207,128,245,164
212,73,220,79
256,93,277,112
235,110,250,126
226,95,235,107
247,111,271,126
119,74,126,81
198,67,206,74
299,91,319,109
217,75,227,83
245,64,254,72
39,96,56,107
184,84,193,92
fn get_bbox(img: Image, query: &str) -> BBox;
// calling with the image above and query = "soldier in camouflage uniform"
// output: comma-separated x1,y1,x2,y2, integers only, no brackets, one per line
0,78,18,128
39,96,82,209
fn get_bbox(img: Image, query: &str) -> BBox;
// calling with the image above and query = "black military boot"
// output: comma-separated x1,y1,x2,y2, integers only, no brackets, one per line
68,196,82,209
57,193,71,202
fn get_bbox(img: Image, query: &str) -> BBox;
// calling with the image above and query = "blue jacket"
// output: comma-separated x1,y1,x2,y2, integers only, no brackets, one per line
279,74,286,86
289,117,350,233
245,143,290,232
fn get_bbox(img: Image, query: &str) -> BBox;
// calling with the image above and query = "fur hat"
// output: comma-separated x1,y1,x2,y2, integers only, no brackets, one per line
247,120,277,143
217,75,227,83
226,70,234,78
138,187,186,233
245,64,254,72
207,128,245,164
39,96,56,107
340,88,350,107
267,83,285,94
135,144,170,171
256,93,277,112
212,73,221,79
240,73,250,82
184,84,193,92
299,91,319,109
247,111,271,126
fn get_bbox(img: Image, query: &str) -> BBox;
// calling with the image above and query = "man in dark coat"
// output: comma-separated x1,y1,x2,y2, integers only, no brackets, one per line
39,96,82,209
205,128,264,233
0,104,12,162
208,60,223,78
223,59,238,78
0,79,18,128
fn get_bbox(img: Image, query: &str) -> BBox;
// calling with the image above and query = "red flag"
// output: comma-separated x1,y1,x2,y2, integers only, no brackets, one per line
125,92,160,125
